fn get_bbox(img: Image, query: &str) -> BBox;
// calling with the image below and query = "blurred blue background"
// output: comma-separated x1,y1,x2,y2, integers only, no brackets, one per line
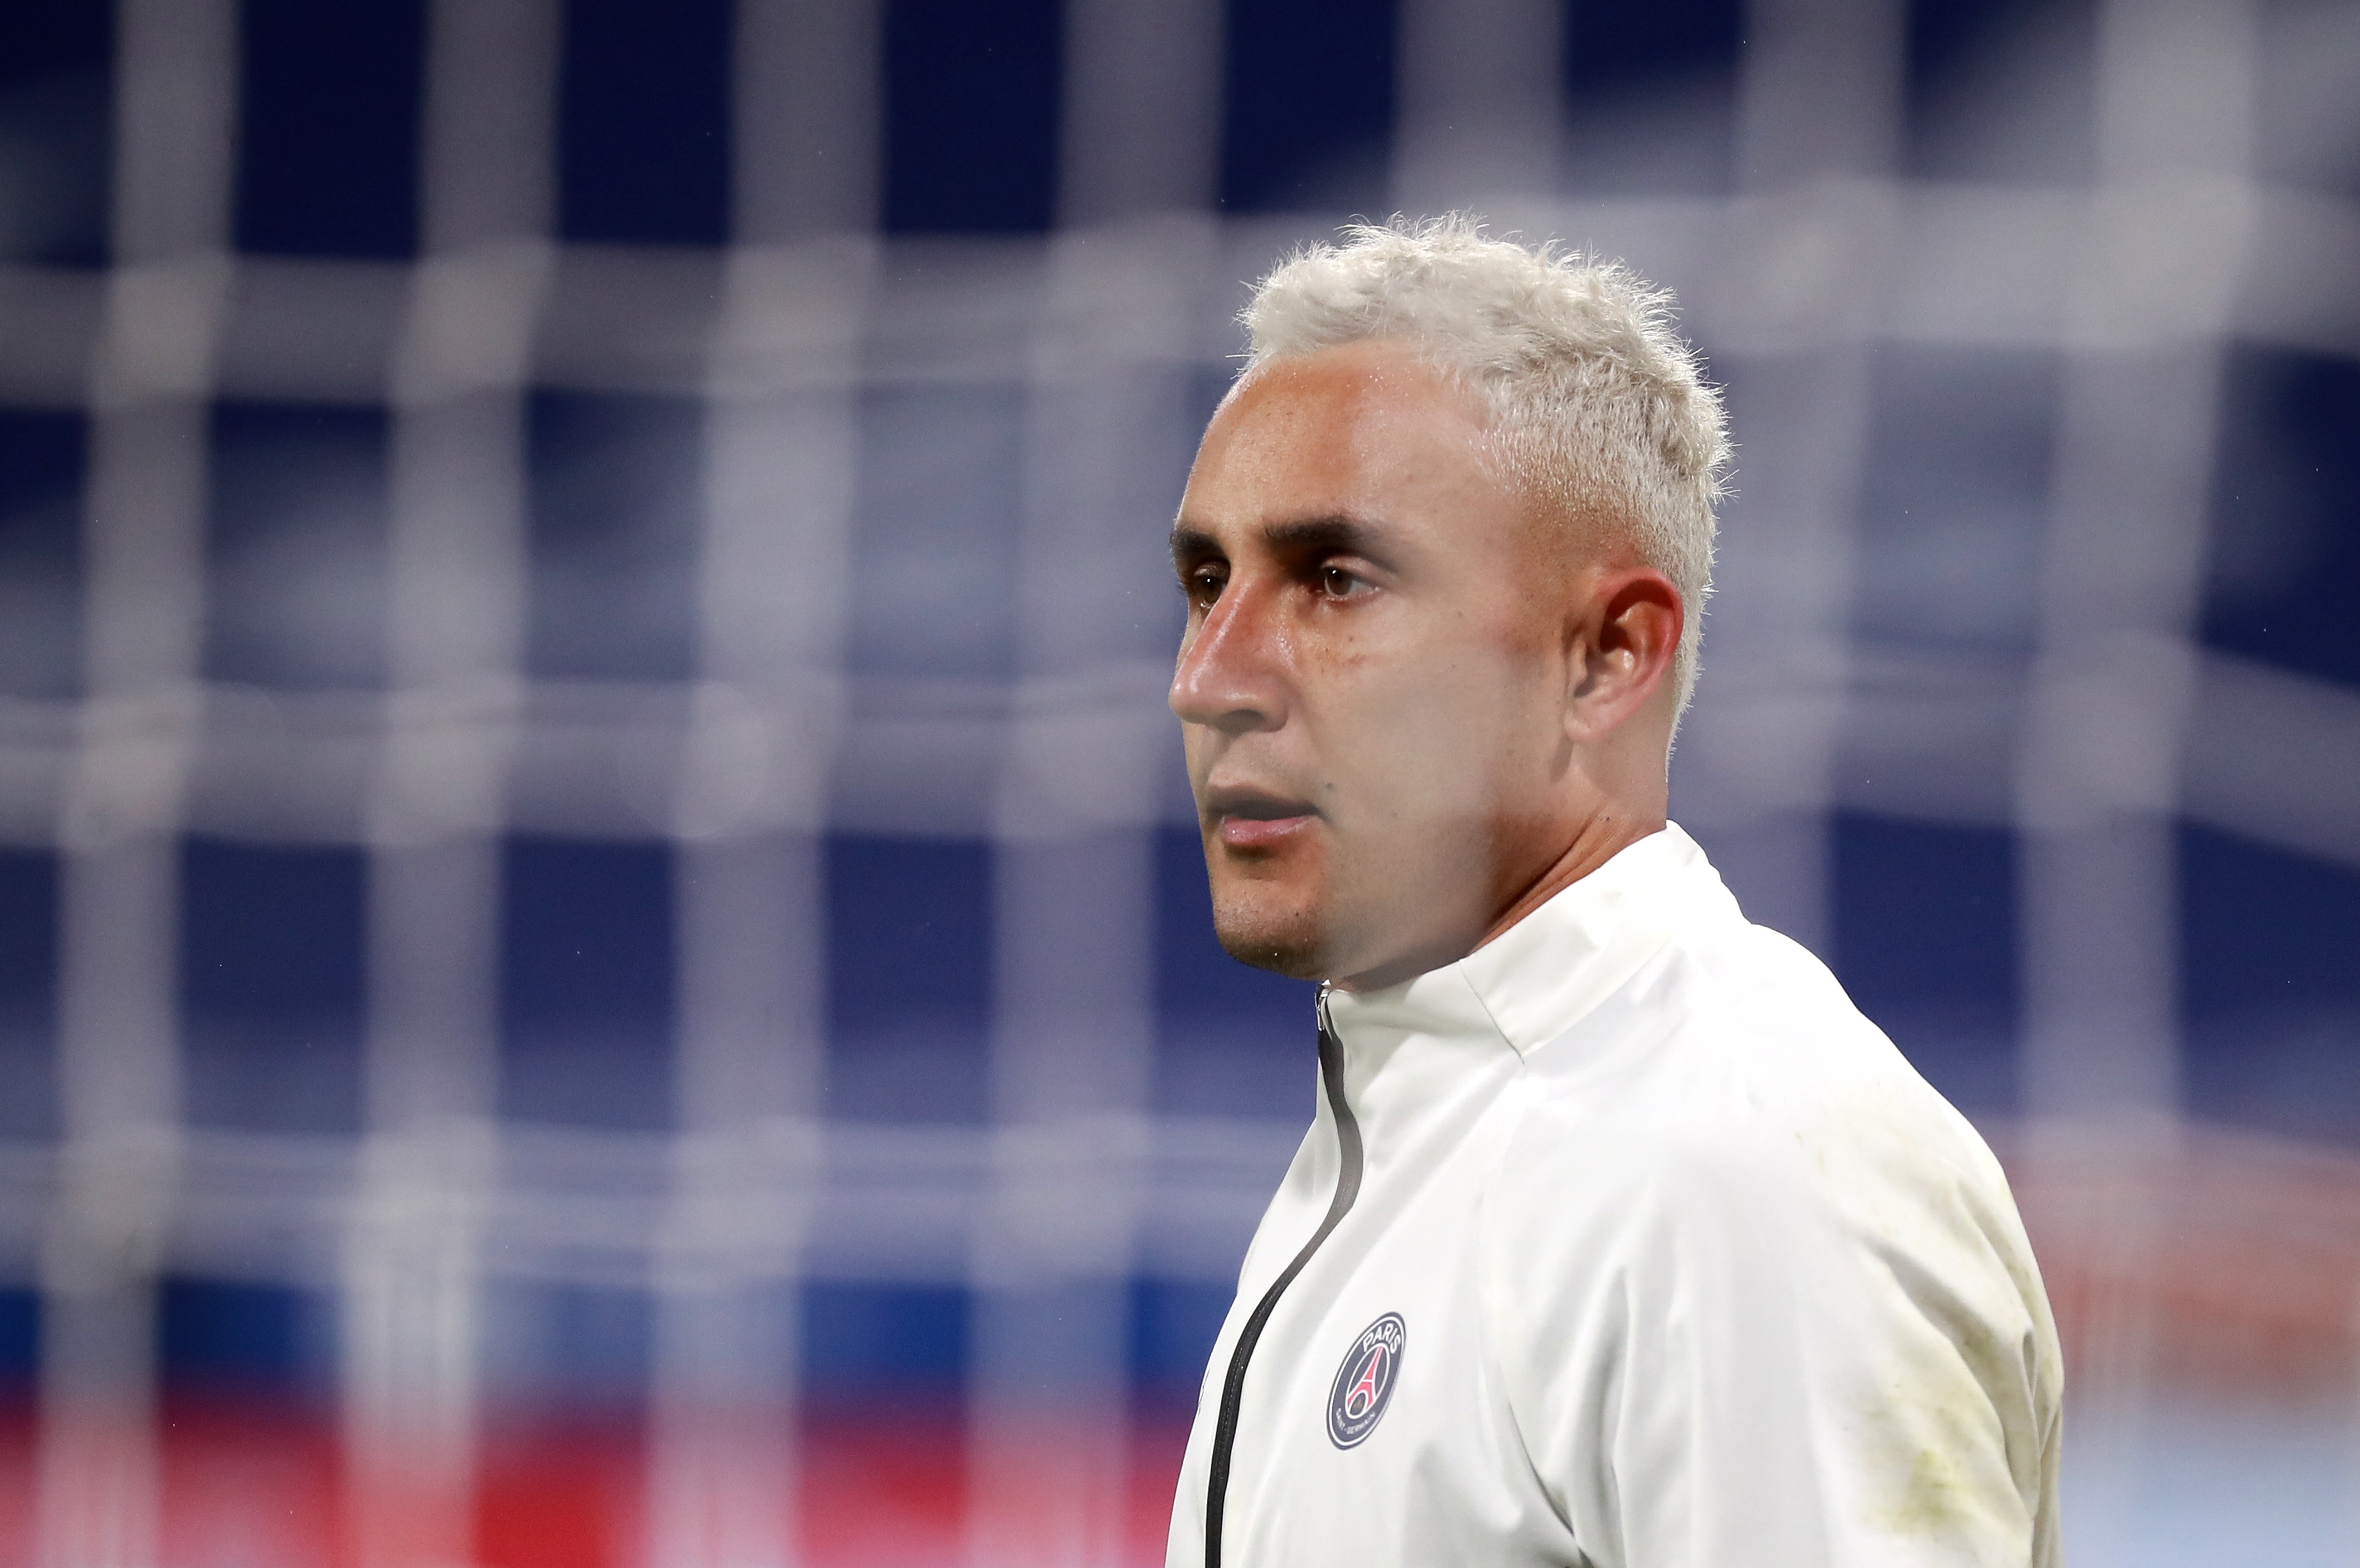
0,0,2356,1563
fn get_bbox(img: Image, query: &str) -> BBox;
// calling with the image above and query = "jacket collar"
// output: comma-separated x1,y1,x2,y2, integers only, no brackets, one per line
1323,823,1729,1060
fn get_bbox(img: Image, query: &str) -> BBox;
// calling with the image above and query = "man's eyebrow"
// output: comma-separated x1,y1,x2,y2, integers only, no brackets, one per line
1170,523,1220,565
1169,514,1397,565
1258,514,1393,557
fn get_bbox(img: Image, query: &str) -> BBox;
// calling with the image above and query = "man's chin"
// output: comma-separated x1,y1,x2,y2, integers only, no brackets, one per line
1211,881,1490,991
1208,895,1331,980
1214,927,1329,980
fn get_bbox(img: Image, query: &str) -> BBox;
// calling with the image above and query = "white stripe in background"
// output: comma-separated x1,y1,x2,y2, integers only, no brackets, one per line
2016,17,2265,1552
638,0,885,1559
346,1,558,1563
1669,0,1905,961
2017,0,2262,1133
2183,651,2360,872
1392,0,1563,218
37,0,238,1560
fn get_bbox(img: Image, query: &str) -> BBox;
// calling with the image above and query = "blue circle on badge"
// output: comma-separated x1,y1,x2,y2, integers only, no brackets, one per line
1326,1312,1406,1449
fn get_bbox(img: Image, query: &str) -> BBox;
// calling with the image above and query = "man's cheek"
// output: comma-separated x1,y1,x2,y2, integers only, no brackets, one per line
1337,690,1506,828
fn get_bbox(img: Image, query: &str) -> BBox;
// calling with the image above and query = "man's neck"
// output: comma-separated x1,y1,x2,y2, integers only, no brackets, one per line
1329,800,1667,994
1475,806,1665,954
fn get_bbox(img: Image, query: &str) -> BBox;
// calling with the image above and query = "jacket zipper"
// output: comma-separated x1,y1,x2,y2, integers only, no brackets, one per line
1204,989,1365,1568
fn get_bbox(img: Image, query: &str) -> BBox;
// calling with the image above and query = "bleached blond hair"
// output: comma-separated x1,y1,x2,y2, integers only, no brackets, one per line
1239,214,1730,714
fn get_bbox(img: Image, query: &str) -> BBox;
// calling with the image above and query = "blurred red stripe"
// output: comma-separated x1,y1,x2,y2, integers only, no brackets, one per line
0,1404,30,1567
2000,1122,2360,1398
0,1399,1195,1567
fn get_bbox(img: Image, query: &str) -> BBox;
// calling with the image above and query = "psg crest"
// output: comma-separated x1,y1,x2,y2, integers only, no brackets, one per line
1326,1312,1406,1449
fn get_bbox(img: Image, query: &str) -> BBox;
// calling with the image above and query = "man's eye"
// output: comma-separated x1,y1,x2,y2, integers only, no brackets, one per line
1319,565,1368,598
1186,568,1226,604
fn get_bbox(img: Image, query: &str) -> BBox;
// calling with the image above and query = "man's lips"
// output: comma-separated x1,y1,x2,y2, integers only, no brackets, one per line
1205,788,1319,851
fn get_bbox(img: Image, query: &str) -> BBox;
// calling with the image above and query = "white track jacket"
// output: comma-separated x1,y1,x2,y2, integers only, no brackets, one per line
1167,825,2063,1568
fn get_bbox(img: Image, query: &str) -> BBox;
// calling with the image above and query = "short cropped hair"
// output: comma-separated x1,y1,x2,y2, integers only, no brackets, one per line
1239,215,1730,713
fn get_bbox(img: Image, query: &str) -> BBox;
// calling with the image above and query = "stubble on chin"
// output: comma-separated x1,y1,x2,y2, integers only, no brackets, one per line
1208,880,1332,980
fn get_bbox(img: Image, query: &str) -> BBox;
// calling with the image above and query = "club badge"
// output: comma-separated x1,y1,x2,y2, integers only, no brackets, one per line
1325,1312,1406,1449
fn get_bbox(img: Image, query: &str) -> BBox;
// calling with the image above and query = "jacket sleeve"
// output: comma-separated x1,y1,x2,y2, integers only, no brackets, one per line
1479,1102,2062,1568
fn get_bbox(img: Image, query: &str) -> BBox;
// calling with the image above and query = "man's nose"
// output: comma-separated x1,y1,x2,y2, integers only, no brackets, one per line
1170,582,1284,735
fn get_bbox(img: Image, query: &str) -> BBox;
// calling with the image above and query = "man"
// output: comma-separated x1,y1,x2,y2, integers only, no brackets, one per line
1163,218,2062,1567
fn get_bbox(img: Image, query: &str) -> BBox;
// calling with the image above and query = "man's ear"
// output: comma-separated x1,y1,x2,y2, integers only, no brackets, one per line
1564,568,1682,743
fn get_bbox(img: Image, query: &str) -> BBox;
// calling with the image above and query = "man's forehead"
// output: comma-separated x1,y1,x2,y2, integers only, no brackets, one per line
1185,347,1493,522
1215,340,1482,436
